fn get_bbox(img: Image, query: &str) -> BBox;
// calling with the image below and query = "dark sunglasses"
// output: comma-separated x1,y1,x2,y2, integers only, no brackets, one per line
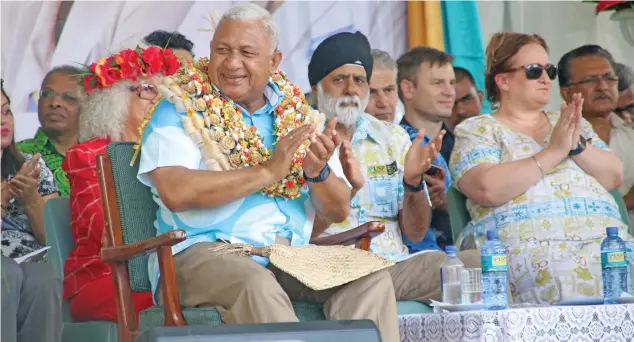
507,64,557,81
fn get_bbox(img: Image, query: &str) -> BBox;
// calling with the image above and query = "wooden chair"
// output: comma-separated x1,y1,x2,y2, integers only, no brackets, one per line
96,142,392,342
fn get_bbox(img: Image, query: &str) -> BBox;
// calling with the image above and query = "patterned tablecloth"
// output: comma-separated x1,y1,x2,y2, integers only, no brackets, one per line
398,304,634,342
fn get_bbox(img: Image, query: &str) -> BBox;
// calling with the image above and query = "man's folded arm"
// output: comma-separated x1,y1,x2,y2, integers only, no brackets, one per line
149,166,275,212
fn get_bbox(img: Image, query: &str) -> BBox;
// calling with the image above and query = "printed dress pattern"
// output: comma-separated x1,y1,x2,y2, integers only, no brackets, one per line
449,112,632,304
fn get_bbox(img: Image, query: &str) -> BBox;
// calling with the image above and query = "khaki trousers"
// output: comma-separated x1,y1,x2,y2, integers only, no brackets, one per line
168,242,400,342
388,250,481,301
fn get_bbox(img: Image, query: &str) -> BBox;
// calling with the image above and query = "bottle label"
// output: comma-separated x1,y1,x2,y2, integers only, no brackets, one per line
601,251,627,268
482,254,508,272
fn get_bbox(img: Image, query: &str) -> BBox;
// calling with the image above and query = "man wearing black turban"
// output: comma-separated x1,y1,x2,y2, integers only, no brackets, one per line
309,31,481,305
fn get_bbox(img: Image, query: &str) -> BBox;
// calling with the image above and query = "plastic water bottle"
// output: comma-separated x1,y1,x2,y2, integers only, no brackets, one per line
601,227,628,299
441,245,464,304
481,230,509,310
626,241,634,295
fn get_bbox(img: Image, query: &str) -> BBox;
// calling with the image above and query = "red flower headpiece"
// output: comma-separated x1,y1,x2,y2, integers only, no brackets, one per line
81,46,181,95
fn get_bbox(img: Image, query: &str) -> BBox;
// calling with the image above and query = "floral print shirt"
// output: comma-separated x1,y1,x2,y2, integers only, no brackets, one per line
1,153,58,258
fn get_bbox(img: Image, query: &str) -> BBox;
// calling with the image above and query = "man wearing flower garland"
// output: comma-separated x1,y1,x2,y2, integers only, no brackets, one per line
309,31,481,302
136,3,399,341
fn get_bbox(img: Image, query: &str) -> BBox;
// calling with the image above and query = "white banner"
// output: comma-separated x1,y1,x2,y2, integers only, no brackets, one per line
1,1,406,141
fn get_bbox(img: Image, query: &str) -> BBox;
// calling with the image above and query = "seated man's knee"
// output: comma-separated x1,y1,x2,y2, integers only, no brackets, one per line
360,269,396,294
240,267,286,297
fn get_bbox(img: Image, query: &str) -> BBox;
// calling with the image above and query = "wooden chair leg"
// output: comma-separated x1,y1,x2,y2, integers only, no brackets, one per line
158,246,186,326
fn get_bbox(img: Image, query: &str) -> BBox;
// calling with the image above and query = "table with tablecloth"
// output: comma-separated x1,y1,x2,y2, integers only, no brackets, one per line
398,304,634,342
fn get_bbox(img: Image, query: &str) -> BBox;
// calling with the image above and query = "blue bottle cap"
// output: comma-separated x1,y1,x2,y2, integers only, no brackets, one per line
606,227,618,236
486,229,499,240
445,245,457,254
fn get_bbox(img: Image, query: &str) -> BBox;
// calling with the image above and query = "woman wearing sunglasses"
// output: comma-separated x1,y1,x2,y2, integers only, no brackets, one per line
61,44,180,322
449,32,630,304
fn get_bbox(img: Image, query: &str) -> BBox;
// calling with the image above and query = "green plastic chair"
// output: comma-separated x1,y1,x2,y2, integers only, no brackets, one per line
43,197,119,342
447,186,631,240
100,142,430,340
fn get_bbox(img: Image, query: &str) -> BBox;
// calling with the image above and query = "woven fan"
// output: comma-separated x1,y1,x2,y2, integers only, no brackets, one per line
208,243,395,291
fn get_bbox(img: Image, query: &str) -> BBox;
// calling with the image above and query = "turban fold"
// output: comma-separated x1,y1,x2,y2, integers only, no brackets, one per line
308,31,373,87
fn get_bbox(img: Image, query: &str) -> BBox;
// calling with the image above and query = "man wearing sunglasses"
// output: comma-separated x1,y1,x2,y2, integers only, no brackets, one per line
558,45,634,230
18,65,82,197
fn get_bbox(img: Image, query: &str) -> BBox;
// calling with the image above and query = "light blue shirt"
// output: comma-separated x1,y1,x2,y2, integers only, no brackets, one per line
138,82,325,300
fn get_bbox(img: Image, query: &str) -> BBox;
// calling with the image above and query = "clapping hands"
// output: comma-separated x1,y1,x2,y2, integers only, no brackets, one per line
549,93,584,155
339,139,364,190
404,129,444,186
5,153,42,205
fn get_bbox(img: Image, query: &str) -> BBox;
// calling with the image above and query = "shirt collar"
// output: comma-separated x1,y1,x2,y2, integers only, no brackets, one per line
32,128,51,148
399,117,430,143
351,113,390,145
610,112,628,129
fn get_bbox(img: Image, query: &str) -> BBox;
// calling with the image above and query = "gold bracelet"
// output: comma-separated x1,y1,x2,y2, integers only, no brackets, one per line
531,155,545,177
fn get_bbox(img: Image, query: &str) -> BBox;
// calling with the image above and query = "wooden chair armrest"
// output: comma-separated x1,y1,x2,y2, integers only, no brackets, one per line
101,230,186,263
310,221,385,250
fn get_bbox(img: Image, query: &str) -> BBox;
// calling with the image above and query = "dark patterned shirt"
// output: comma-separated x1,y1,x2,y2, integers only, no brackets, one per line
1,153,58,258
18,129,71,196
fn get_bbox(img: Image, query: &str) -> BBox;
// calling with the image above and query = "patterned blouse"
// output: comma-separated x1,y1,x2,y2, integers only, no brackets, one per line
18,129,71,196
450,112,632,304
1,153,58,258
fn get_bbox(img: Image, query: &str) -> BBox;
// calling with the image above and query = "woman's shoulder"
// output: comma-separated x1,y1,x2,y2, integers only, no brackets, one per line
63,138,111,172
19,152,49,170
454,114,497,135
67,138,111,156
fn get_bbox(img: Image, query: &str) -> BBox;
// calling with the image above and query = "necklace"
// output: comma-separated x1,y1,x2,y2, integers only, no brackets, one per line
157,58,323,199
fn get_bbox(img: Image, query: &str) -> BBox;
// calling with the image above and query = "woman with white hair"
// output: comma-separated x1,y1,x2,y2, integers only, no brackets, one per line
61,45,180,321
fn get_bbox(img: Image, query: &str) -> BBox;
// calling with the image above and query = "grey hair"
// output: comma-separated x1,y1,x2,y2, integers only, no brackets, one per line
41,65,83,90
219,3,279,53
371,49,397,84
78,81,132,143
615,62,634,92
371,49,396,71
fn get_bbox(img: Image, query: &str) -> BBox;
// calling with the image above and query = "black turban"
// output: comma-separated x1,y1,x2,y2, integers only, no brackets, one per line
308,31,373,87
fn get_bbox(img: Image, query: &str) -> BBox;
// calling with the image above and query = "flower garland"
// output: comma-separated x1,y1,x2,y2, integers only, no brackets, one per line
80,46,181,95
156,58,324,199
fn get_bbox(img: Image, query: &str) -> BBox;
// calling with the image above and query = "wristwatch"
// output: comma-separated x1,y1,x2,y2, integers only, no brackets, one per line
569,135,589,156
304,165,331,183
403,177,426,192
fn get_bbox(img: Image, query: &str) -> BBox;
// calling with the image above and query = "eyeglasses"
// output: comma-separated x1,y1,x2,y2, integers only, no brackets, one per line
129,84,158,100
39,89,79,105
507,64,557,80
567,74,618,87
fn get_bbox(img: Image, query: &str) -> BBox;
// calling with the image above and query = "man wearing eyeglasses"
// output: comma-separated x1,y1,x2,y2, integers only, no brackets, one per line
18,65,82,197
558,45,634,230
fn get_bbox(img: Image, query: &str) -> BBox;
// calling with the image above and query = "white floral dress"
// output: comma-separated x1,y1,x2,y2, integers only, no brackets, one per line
450,112,632,304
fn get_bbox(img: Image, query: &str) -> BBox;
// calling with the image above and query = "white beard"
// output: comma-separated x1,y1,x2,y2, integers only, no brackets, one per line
316,83,369,128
